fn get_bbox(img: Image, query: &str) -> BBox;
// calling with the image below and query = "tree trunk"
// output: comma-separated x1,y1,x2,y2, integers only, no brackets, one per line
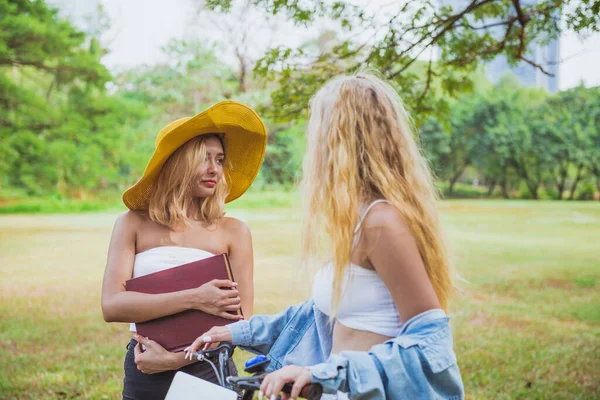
527,177,540,200
529,185,539,199
501,180,509,199
448,177,458,195
487,179,497,196
568,164,584,200
235,51,247,93
46,78,56,101
589,166,600,200
238,61,247,93
515,158,540,200
500,167,510,199
554,164,568,200
448,161,469,195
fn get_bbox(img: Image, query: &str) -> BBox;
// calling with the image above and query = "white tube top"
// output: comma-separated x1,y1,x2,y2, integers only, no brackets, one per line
129,246,214,332
312,263,402,337
311,199,403,337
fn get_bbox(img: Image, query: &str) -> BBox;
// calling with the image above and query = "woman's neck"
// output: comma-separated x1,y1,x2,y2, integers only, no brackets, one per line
184,198,203,218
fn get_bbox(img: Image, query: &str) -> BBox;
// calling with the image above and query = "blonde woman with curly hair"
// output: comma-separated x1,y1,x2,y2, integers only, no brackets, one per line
188,75,464,400
101,101,267,400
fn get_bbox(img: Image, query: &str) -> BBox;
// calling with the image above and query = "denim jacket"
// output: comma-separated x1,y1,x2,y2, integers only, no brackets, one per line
228,299,464,399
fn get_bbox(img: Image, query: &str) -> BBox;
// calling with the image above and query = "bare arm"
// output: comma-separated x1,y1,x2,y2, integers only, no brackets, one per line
101,212,193,323
132,334,196,373
361,204,441,323
225,217,254,318
101,212,241,323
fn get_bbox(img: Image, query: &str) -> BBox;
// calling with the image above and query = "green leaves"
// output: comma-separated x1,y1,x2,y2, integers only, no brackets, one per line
0,0,109,87
206,0,600,124
566,0,600,33
419,76,600,199
0,0,148,197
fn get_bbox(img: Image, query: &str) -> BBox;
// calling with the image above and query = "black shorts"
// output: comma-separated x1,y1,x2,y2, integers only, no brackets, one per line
122,339,238,400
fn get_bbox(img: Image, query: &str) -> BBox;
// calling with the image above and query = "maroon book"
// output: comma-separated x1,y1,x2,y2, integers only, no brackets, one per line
125,253,241,352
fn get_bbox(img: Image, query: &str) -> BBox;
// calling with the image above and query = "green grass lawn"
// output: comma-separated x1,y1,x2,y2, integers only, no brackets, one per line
0,200,598,399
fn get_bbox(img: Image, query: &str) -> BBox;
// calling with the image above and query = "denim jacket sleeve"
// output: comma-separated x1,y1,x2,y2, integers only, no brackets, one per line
226,301,305,355
309,309,465,400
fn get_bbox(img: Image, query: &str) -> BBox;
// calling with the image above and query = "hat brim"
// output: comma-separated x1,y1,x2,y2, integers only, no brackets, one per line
122,101,267,210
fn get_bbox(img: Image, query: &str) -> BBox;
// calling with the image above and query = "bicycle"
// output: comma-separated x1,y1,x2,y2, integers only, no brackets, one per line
165,342,323,400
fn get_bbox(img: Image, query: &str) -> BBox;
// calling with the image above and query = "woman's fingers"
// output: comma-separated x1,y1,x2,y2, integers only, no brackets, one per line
133,343,143,359
290,375,311,400
184,327,234,359
133,333,156,349
222,296,241,306
261,371,284,398
223,304,241,312
220,311,244,320
219,290,240,301
260,366,312,399
210,279,238,289
185,336,205,359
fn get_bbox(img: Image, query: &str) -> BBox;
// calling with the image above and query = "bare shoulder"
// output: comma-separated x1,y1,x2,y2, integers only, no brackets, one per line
107,211,144,251
221,216,251,237
115,210,145,227
112,210,147,237
361,202,412,238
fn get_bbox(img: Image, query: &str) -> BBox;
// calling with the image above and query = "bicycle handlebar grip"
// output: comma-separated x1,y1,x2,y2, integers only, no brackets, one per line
281,382,323,400
301,383,323,400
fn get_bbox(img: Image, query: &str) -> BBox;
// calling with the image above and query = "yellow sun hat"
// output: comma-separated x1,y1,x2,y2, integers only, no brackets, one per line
122,100,267,210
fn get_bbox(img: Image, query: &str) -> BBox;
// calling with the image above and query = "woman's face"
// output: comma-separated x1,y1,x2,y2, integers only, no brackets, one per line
191,136,225,199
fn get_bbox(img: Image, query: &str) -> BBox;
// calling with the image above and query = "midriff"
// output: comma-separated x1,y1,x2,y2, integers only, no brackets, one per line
331,320,393,354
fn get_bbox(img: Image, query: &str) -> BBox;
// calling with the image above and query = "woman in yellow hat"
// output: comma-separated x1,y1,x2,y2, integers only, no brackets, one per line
100,101,267,399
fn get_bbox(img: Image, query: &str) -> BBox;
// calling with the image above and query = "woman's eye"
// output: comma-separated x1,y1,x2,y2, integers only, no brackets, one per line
216,158,224,164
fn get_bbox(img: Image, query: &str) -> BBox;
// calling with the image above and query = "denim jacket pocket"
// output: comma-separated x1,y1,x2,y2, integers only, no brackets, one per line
419,326,457,373
395,326,457,374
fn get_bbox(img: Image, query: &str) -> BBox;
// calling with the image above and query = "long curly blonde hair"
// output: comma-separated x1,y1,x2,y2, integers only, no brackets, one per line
301,73,452,314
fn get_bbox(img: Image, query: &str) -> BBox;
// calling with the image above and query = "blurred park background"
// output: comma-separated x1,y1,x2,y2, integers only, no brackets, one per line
1,0,599,398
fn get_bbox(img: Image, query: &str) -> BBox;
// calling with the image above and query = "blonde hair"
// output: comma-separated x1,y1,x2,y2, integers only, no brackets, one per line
301,73,452,315
148,135,229,228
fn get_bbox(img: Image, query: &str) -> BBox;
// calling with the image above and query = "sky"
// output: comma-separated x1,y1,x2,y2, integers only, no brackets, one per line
51,0,600,91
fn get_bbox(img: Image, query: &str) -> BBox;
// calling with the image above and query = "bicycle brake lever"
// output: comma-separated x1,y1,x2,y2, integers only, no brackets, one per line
192,342,235,360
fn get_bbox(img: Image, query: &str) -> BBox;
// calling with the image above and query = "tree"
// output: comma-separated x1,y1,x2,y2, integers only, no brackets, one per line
206,0,600,122
0,0,148,197
554,85,600,199
190,0,283,94
116,39,240,119
0,0,110,129
420,97,482,195
468,90,516,199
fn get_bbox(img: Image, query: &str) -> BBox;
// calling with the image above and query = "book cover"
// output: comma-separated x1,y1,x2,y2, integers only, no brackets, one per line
125,253,240,352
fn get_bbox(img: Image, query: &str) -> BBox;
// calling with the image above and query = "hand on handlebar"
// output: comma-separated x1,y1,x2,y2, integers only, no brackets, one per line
259,365,313,400
184,326,233,360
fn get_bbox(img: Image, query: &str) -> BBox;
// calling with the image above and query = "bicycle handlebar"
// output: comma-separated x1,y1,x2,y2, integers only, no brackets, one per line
283,382,323,400
190,342,234,361
191,342,323,399
227,375,323,400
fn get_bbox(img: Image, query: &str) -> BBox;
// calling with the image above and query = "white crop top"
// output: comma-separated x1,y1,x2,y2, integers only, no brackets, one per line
129,246,214,332
311,200,403,337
